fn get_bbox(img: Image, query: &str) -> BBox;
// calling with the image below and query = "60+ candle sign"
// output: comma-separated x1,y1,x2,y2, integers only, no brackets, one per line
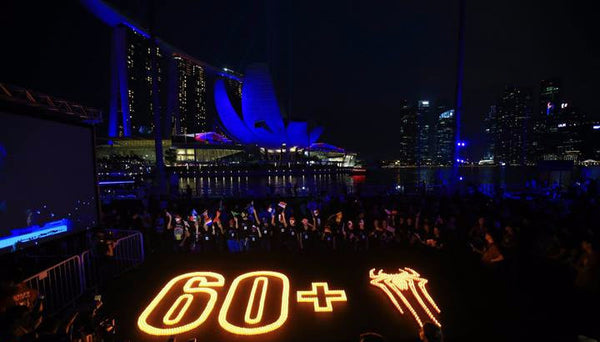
137,268,441,337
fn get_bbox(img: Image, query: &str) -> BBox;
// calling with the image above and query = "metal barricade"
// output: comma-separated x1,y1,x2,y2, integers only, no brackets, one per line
23,255,84,315
80,249,101,290
22,230,145,315
80,230,145,289
111,230,145,276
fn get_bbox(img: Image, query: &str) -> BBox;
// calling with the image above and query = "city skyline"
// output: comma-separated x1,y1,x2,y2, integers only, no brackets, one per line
1,0,599,161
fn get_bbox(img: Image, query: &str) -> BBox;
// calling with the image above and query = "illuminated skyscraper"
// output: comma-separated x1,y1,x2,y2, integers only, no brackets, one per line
168,53,243,136
398,100,417,165
532,79,562,160
483,105,497,160
554,102,588,161
105,23,242,138
435,109,455,166
172,54,208,135
108,24,167,137
539,79,561,117
494,86,533,165
416,100,433,166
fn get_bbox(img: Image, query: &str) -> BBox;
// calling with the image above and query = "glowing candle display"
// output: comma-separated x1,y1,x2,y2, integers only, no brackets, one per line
296,282,347,312
369,268,441,327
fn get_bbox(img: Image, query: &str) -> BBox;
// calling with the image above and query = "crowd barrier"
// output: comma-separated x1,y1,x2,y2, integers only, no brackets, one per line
22,230,145,315
23,255,84,315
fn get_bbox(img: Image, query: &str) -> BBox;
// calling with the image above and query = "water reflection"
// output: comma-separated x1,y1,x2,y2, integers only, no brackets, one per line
176,166,600,198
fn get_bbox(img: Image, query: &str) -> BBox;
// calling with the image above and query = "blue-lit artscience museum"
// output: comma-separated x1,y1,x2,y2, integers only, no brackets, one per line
214,63,323,149
86,0,354,167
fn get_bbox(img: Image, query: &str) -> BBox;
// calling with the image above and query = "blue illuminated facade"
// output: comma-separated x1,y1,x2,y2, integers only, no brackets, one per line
84,1,322,148
215,63,322,148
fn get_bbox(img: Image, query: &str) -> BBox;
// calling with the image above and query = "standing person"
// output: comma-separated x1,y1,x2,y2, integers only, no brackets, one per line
238,211,252,252
275,204,288,251
395,215,406,244
300,217,315,252
188,210,200,253
406,216,416,241
212,211,225,253
166,212,190,253
312,209,322,231
259,216,273,252
322,225,334,251
380,220,393,248
500,225,518,260
285,216,301,252
357,219,369,252
246,205,263,253
226,217,241,253
247,224,262,252
329,211,345,251
346,220,357,252
200,210,215,253
153,209,167,252
370,219,384,250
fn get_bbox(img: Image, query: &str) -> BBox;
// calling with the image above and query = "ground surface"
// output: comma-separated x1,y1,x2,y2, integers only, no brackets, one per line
101,245,596,342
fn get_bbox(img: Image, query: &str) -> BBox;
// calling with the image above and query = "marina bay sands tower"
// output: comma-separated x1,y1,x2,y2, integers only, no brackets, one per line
82,0,242,139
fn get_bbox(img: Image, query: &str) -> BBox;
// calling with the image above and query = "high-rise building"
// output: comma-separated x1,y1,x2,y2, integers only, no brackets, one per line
416,100,433,166
494,86,533,165
587,121,600,161
483,105,497,160
532,79,562,160
108,25,167,138
539,79,561,117
398,100,417,165
172,54,208,135
168,53,243,137
435,109,455,166
554,101,588,161
106,24,242,139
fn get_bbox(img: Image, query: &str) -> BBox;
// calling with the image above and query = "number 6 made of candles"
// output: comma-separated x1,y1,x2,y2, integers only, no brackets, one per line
137,272,225,336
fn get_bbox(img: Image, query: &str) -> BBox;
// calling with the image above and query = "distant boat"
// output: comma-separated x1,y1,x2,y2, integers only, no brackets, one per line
478,159,495,166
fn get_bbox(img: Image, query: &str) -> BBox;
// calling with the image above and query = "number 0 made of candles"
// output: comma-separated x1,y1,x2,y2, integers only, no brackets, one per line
218,271,290,335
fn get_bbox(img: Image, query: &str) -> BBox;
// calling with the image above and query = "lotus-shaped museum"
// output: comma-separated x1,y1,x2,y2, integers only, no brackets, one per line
215,64,323,148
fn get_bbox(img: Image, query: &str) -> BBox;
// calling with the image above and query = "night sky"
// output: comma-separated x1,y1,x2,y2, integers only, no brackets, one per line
2,0,598,160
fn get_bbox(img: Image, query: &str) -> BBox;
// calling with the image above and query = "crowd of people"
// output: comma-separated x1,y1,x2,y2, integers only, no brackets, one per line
102,178,599,294
2,178,597,341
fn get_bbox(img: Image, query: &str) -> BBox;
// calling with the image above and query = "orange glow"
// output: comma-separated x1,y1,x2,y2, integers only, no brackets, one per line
296,282,347,312
137,272,225,336
369,268,441,328
218,271,290,335
244,276,269,324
